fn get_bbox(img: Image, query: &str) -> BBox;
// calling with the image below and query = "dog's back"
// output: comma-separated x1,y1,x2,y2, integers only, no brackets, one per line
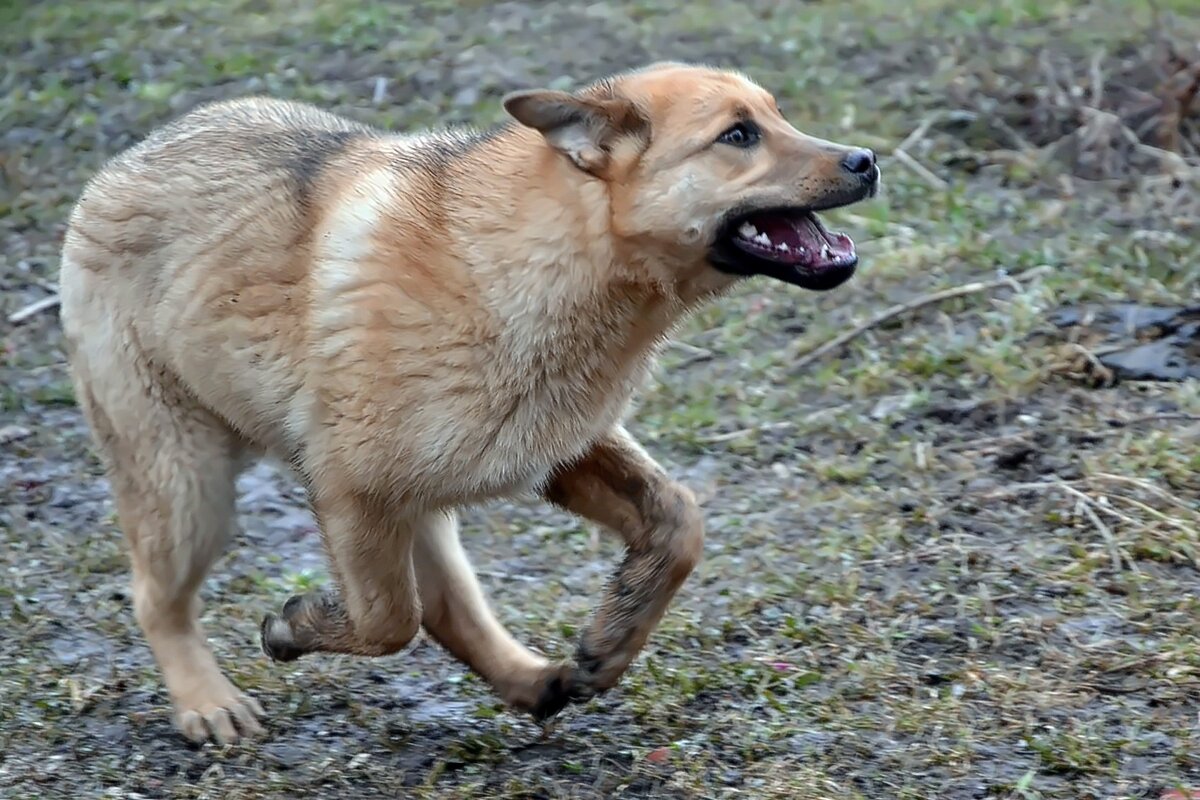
61,97,371,329
60,99,382,455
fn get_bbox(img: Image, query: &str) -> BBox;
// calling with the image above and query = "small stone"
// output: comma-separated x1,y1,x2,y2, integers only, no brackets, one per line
646,746,671,764
262,742,309,769
452,86,480,107
0,425,32,446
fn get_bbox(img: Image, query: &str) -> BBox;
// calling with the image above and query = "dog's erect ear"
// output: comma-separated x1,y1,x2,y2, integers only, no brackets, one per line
502,88,647,174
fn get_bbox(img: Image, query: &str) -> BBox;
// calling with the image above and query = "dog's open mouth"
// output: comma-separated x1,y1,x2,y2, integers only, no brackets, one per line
705,206,868,293
710,207,860,292
732,210,855,271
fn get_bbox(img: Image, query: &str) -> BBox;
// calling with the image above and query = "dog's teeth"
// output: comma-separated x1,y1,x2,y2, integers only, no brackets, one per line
775,242,789,252
738,222,758,239
820,243,831,259
754,232,771,246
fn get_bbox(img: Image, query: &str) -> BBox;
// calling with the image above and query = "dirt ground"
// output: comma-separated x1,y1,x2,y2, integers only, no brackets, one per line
2,2,1199,798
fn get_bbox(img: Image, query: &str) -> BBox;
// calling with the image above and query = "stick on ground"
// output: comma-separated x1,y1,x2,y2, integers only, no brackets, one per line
789,266,1050,374
891,148,949,190
7,293,61,325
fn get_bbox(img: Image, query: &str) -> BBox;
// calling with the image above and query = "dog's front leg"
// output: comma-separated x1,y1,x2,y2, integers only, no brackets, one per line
260,490,423,661
536,426,704,716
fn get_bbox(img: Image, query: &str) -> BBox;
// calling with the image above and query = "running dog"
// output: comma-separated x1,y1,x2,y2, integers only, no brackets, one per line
59,61,880,744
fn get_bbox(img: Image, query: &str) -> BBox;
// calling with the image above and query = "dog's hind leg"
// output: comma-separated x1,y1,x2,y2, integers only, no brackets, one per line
409,511,573,713
68,343,264,745
536,426,704,717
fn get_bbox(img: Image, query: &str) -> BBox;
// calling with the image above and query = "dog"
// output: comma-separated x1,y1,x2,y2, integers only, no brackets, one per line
58,61,880,745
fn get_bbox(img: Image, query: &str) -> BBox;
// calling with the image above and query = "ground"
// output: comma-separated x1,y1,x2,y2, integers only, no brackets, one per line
2,1,1199,798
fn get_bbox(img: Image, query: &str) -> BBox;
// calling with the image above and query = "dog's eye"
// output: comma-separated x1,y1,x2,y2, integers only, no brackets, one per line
716,121,761,148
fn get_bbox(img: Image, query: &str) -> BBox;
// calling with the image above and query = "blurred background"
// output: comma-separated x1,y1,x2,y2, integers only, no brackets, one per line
2,2,1199,799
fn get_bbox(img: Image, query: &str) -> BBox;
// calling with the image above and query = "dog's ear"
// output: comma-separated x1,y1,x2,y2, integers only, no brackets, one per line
502,87,647,174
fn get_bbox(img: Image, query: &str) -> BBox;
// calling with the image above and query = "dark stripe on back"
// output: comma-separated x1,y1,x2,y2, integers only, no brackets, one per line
265,128,366,209
388,123,511,177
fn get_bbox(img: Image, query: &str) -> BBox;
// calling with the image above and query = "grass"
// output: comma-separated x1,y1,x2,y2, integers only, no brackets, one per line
2,0,1200,798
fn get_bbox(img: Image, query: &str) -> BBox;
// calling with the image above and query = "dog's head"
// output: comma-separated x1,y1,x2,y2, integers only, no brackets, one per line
503,62,881,293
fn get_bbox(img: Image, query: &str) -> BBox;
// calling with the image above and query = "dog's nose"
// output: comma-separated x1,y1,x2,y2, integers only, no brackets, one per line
841,148,876,176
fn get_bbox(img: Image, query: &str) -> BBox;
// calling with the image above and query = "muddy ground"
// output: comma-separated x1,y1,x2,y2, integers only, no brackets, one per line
2,2,1199,798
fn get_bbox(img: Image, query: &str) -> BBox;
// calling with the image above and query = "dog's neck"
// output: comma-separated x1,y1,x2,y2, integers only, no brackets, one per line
440,126,722,369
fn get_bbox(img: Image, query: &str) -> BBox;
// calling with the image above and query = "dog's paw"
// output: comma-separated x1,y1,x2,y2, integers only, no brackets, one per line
260,612,305,663
527,663,577,721
261,594,324,662
173,675,266,745
523,662,601,722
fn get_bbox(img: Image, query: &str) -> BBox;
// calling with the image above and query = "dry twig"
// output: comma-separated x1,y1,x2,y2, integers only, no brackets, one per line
790,267,1049,374
1055,480,1131,573
7,293,61,325
1110,413,1200,427
698,421,795,444
891,148,949,190
890,114,956,190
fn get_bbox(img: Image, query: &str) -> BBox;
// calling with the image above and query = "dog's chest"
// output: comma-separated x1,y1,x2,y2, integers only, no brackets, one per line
478,338,655,476
478,286,667,436
402,313,662,503
301,253,671,503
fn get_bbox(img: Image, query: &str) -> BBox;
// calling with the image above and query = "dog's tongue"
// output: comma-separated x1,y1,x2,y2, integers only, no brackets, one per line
736,211,855,267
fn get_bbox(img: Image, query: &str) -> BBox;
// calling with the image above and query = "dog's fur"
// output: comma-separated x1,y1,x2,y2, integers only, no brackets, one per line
59,62,879,744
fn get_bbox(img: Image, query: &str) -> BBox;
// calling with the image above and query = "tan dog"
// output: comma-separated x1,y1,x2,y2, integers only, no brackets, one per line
59,62,880,745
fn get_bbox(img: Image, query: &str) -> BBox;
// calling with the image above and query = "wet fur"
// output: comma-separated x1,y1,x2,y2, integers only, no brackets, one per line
59,62,877,744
